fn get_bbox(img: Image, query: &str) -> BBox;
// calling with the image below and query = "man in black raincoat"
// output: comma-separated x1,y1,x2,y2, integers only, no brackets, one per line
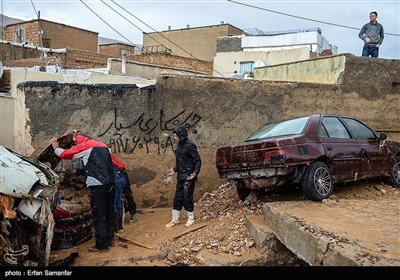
166,125,201,228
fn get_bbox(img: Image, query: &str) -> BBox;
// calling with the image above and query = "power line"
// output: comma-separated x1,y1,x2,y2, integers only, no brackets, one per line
80,0,172,72
227,0,399,37
99,1,199,75
81,0,206,76
109,0,224,77
100,1,169,53
80,0,142,52
30,0,48,44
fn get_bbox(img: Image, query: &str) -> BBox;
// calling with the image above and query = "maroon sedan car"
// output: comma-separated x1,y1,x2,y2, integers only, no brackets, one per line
216,114,400,201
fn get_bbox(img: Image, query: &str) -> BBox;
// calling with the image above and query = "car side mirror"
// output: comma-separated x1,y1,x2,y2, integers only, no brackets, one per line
379,133,387,140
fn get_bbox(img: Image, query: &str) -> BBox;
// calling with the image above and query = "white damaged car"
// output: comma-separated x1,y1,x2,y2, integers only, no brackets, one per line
0,145,59,266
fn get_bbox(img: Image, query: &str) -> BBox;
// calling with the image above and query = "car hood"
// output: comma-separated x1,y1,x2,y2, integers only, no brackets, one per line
0,145,59,198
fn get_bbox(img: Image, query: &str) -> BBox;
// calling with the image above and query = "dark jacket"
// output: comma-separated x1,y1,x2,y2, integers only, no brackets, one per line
173,126,202,181
55,134,115,187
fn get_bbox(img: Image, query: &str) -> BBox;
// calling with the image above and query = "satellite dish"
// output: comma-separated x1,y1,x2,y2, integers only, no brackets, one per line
254,60,269,68
0,61,3,78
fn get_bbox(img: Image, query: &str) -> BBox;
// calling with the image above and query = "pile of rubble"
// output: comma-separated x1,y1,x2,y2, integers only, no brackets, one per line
157,183,266,266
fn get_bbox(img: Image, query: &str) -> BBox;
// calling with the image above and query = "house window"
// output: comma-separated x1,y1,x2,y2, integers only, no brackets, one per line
239,61,254,74
15,28,25,43
121,49,132,57
42,38,51,48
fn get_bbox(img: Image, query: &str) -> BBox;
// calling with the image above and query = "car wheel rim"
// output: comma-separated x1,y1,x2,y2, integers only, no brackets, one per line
393,162,400,184
313,167,332,195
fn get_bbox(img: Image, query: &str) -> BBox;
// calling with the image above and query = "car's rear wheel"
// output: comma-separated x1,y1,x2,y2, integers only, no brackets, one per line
301,161,333,201
236,180,251,201
390,159,400,188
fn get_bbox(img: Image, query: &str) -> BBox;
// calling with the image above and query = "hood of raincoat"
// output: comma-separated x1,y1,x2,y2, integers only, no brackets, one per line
173,125,188,142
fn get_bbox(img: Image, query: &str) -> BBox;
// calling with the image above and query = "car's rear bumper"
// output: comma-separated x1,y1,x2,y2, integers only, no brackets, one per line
218,166,297,190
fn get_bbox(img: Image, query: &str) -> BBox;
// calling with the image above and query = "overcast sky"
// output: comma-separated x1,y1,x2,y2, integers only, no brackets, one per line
2,0,399,59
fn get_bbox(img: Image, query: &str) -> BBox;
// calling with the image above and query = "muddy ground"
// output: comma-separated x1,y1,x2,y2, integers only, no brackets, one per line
49,175,399,268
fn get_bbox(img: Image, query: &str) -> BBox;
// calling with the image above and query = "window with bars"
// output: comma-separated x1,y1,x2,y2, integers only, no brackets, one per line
239,61,254,74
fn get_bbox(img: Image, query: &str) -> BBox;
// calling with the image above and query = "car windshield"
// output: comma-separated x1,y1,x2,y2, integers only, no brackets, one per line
245,116,310,142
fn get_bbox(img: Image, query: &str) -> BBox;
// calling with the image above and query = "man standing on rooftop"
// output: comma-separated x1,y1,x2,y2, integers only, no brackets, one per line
358,11,384,58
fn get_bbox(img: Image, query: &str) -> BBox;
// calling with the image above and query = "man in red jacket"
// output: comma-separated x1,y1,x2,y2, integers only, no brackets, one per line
51,130,115,253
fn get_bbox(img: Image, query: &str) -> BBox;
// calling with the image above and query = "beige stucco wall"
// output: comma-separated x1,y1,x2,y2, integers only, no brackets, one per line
255,53,347,84
10,69,64,155
0,94,14,148
143,24,243,62
254,53,400,102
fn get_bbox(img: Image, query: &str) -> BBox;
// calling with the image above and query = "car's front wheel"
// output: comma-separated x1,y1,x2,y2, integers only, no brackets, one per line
301,161,333,201
390,159,400,188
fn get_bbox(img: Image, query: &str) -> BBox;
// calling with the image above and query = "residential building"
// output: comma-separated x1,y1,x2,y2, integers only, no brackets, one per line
213,27,338,78
98,37,141,57
3,18,98,52
142,23,243,62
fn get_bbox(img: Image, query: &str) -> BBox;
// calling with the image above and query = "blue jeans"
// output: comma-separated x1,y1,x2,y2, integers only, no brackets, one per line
114,175,125,212
362,44,379,57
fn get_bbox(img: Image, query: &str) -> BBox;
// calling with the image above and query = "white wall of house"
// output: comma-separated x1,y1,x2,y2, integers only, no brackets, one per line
242,28,337,54
213,28,338,78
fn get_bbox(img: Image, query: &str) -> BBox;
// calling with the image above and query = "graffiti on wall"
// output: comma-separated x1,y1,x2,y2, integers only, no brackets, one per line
98,108,202,154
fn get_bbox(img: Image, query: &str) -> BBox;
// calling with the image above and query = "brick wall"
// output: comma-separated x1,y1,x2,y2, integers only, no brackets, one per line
3,19,98,52
99,44,136,58
0,42,110,68
65,48,109,68
127,53,213,76
0,42,212,73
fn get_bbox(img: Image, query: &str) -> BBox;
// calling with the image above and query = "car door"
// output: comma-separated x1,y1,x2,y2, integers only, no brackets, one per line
319,116,362,182
341,117,390,178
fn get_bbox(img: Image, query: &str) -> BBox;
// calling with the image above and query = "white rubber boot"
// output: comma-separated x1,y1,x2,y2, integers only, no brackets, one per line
165,209,180,228
185,211,195,227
